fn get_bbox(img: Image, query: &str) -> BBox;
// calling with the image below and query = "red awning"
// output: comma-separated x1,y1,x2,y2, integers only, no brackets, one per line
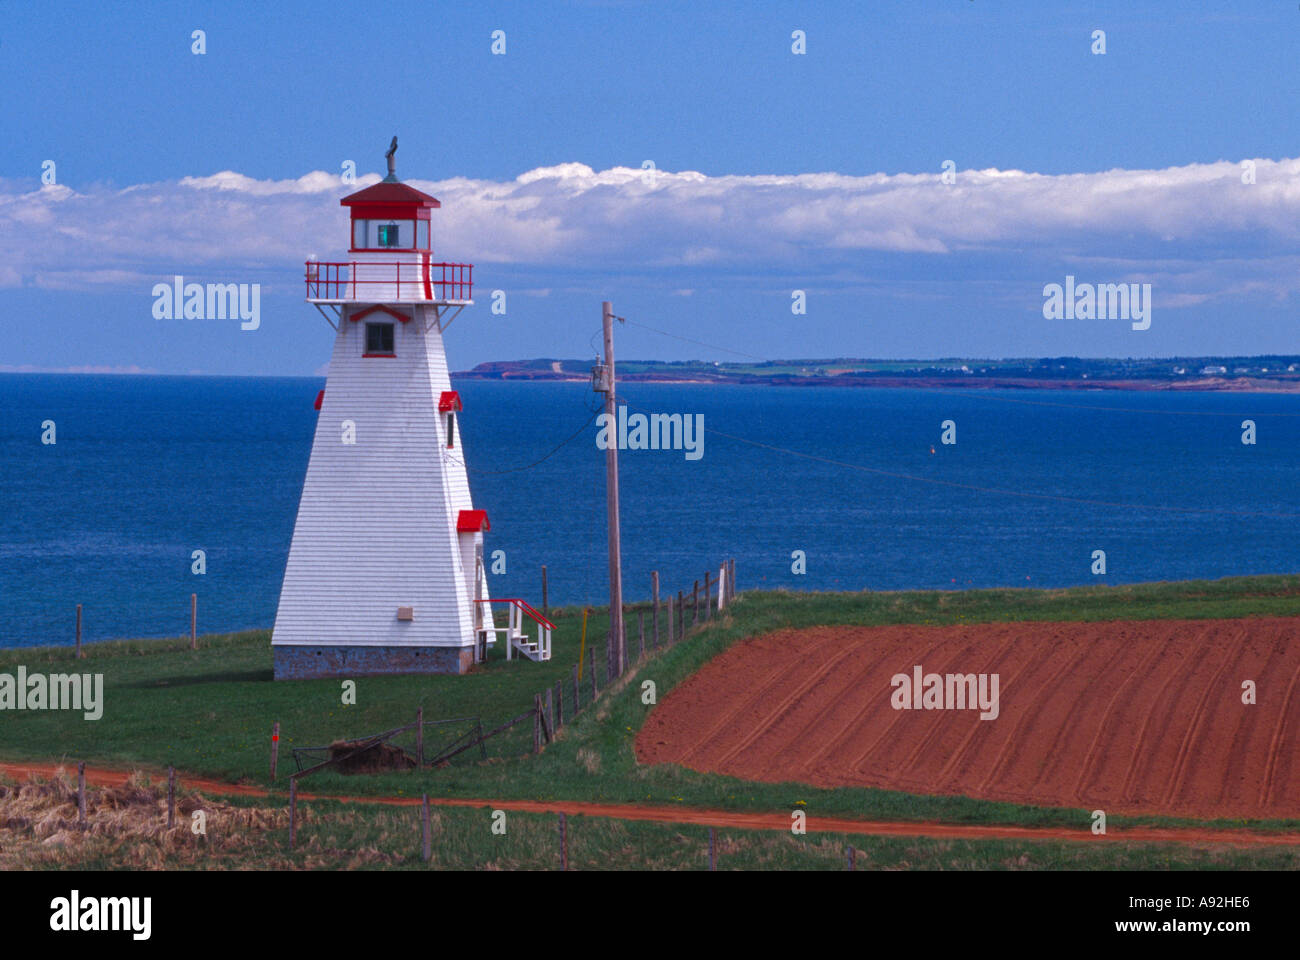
350,304,411,324
456,509,489,533
439,390,463,412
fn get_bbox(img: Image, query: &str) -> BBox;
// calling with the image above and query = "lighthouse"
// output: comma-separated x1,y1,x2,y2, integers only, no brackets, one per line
272,140,551,679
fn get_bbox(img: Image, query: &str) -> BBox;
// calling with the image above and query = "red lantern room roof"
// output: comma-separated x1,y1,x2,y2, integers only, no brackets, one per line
340,180,440,208
438,390,463,413
340,180,440,221
457,509,490,533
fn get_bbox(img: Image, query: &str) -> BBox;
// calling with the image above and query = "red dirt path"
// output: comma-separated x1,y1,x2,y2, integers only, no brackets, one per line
636,618,1300,821
2,761,1296,848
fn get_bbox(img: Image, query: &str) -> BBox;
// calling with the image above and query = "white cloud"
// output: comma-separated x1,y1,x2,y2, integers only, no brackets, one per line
1,158,1297,305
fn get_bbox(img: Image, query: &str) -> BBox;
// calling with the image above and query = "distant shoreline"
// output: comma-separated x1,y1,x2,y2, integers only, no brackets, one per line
452,371,1300,393
453,356,1300,392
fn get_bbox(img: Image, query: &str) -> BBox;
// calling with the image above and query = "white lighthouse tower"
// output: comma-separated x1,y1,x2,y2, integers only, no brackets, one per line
273,140,551,679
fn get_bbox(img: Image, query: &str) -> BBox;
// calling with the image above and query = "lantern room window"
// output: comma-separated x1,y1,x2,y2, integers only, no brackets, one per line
364,322,395,356
350,218,421,251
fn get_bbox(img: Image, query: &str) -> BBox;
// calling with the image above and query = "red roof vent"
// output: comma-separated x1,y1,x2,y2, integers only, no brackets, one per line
456,509,489,533
313,390,324,411
439,390,463,413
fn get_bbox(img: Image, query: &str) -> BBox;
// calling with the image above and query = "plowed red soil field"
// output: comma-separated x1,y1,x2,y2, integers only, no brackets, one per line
636,618,1300,820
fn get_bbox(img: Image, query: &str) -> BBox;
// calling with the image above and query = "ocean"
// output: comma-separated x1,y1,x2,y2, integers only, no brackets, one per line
1,374,1296,647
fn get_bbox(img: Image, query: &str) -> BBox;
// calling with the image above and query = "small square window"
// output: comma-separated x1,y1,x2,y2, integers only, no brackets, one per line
377,223,400,247
365,322,394,354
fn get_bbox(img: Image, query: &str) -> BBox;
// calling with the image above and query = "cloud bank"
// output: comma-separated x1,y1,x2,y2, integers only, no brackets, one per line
2,158,1297,305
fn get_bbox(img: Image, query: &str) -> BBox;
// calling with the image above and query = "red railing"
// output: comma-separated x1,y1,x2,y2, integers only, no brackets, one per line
305,260,473,302
475,598,556,631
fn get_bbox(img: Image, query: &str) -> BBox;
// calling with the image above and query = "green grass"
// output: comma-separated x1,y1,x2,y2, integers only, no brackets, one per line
284,804,1300,870
4,574,1300,841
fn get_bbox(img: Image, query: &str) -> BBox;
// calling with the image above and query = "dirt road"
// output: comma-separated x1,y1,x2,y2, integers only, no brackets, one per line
2,761,1295,849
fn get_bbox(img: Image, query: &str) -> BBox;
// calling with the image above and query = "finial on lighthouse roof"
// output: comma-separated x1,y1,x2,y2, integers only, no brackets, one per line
384,136,399,182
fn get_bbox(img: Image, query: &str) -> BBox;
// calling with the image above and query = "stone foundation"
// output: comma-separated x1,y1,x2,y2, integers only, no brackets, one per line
273,644,474,680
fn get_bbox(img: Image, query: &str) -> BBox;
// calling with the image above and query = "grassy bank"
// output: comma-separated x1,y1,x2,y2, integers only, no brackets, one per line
3,575,1299,839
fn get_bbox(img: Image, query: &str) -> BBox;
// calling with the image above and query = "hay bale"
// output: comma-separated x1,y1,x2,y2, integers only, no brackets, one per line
326,739,414,775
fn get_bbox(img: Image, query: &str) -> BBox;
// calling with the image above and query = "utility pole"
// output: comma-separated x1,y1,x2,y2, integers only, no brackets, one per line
598,300,626,675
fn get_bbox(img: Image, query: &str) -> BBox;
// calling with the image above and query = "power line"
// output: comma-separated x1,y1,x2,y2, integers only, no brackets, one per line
447,406,602,476
614,395,1300,520
621,316,770,362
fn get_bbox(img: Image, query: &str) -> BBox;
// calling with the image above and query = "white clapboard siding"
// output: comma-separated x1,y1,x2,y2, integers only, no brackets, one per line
273,302,490,649
350,253,430,303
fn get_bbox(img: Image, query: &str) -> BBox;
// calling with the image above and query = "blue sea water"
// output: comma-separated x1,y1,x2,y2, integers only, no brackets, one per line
1,373,1297,647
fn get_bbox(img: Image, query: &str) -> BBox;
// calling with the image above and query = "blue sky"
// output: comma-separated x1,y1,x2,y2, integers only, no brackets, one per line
2,0,1298,375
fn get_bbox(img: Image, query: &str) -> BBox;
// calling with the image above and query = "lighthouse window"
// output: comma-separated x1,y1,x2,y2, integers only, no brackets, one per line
378,223,400,248
364,322,395,355
446,412,457,449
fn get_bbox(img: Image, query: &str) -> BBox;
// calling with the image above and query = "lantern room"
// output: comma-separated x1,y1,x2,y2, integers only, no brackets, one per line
341,179,440,253
305,157,472,306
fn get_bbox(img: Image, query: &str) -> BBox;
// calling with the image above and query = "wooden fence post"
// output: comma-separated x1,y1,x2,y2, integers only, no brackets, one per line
678,591,685,638
692,580,699,625
638,610,645,660
288,778,297,849
189,593,197,650
75,604,83,659
546,687,555,741
667,596,674,645
416,707,424,769
542,564,548,620
77,761,86,830
167,765,175,829
554,680,564,728
422,794,432,862
847,845,856,870
708,827,716,871
652,571,660,648
572,664,580,714
270,721,280,781
533,694,542,754
559,812,568,871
